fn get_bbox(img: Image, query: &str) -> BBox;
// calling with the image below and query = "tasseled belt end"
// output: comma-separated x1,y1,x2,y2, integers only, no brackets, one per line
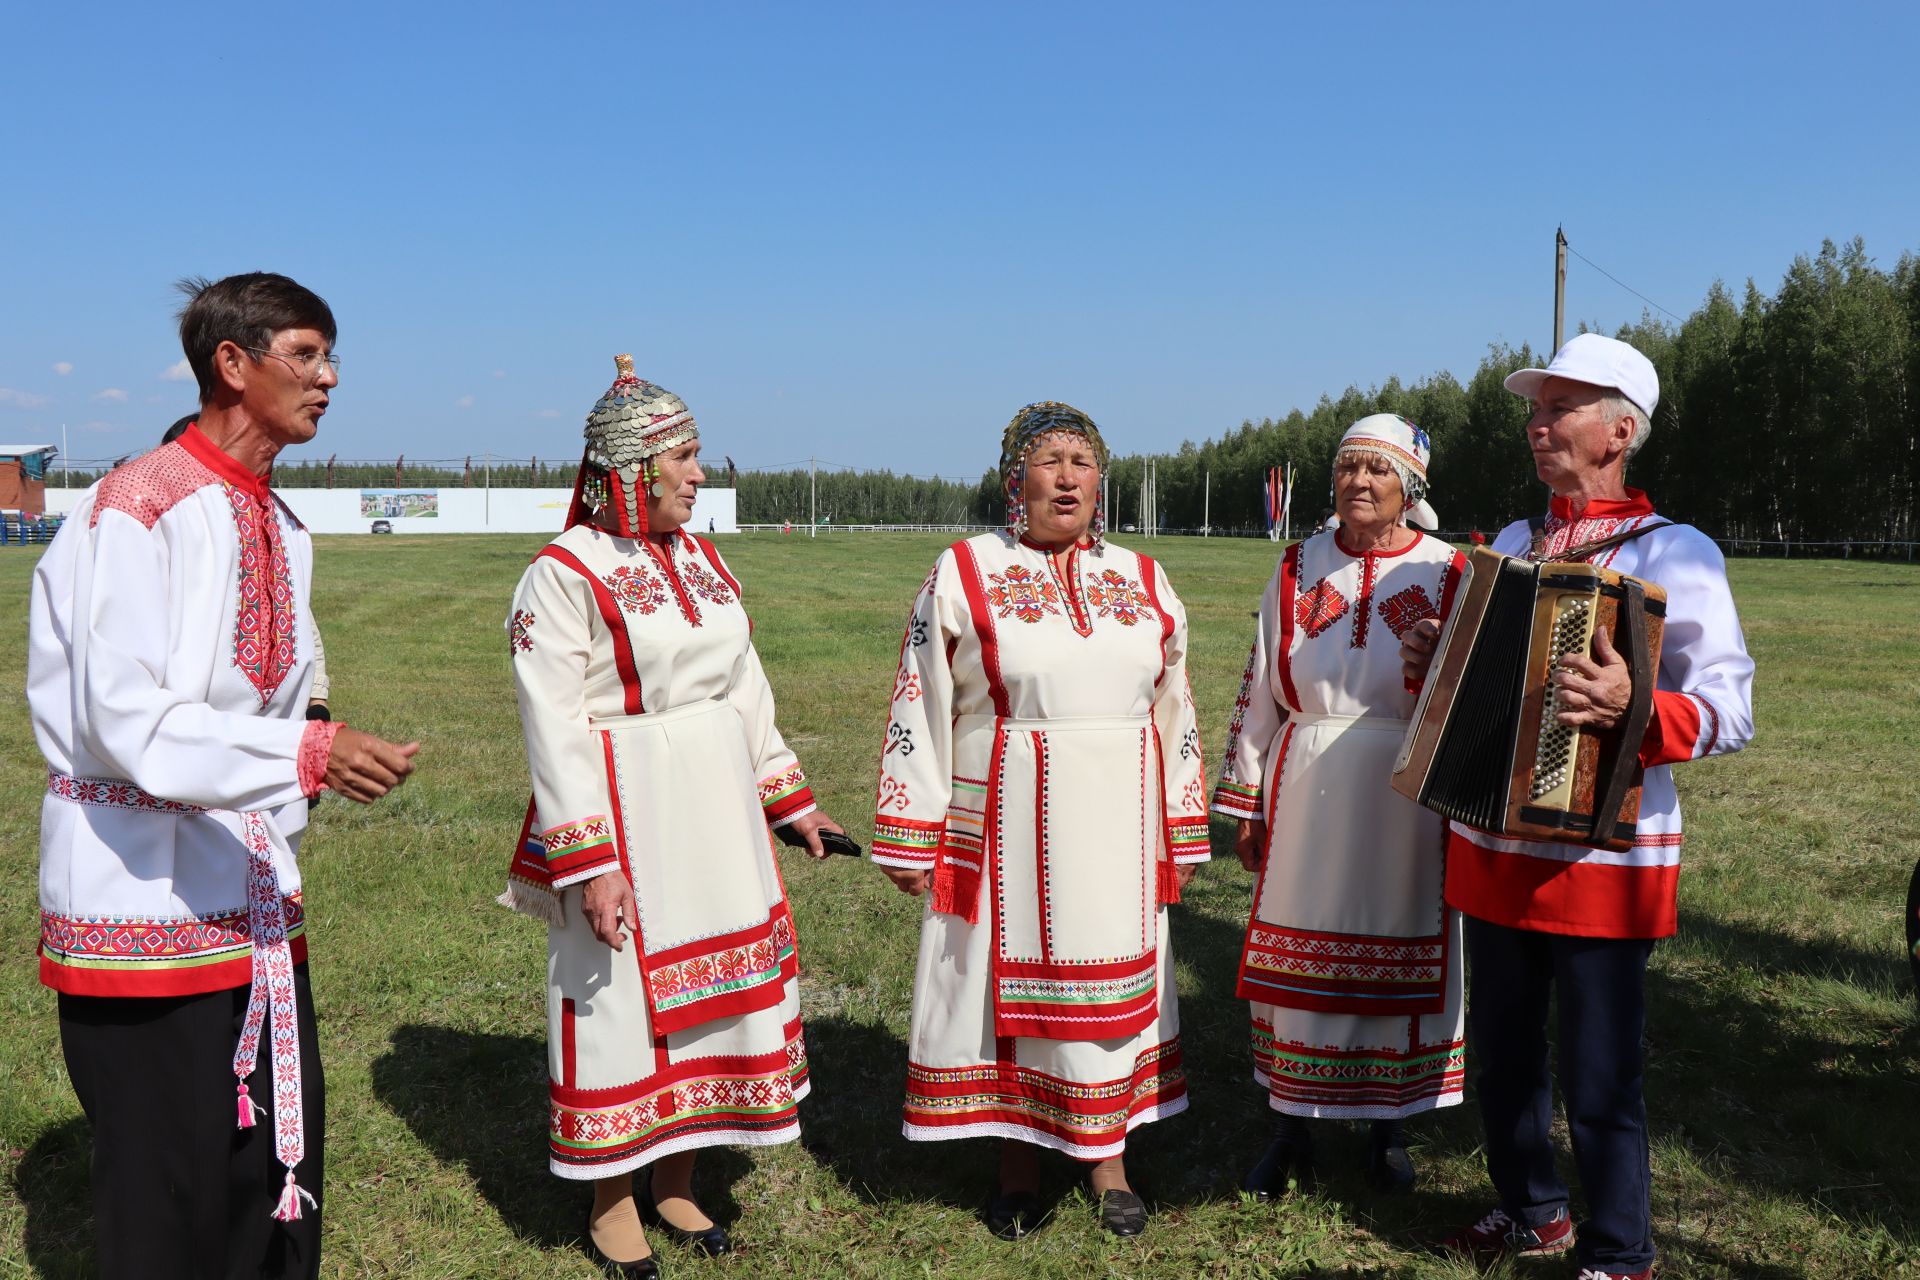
271,1169,317,1222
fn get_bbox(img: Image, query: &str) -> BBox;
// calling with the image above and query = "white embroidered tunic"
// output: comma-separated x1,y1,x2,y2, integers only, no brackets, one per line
29,426,332,998
505,523,816,1177
1212,528,1470,1118
872,533,1209,1158
1444,489,1755,939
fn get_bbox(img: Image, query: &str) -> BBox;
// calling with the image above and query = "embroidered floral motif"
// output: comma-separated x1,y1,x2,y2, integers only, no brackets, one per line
602,564,668,615
1294,577,1349,639
509,609,536,654
226,484,297,706
985,564,1062,624
1221,640,1259,767
1182,777,1205,810
1083,569,1155,626
892,669,923,703
1377,584,1439,640
681,560,735,606
885,723,916,756
47,767,204,813
908,614,930,647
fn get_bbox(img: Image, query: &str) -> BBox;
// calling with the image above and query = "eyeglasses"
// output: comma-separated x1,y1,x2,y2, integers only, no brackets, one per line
245,346,341,380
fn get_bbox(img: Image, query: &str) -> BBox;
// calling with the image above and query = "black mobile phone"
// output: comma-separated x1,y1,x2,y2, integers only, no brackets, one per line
775,825,864,857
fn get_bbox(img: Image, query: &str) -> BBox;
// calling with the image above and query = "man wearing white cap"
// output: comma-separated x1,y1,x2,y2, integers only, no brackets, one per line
1401,333,1754,1280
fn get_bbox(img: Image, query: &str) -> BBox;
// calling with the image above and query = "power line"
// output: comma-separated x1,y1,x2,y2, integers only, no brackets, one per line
1564,240,1686,324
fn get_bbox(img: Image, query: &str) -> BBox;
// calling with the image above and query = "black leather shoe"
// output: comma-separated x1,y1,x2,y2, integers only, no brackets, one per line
1243,1131,1316,1200
1365,1141,1416,1193
985,1189,1042,1240
640,1182,731,1257
586,1215,662,1279
1097,1189,1149,1238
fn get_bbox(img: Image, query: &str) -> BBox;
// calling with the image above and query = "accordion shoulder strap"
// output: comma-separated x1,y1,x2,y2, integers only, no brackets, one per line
1529,517,1674,564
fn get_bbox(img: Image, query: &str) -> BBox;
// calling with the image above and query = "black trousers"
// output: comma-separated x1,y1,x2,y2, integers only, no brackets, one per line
1465,916,1656,1273
57,964,325,1280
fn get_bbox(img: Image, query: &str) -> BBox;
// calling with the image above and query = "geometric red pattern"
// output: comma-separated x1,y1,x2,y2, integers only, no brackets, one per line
225,484,297,706
680,559,735,607
1378,583,1440,640
1293,577,1349,639
602,564,668,616
985,564,1062,624
508,608,536,654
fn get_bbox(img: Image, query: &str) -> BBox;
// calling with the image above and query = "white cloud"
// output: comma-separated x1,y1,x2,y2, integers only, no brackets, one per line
94,388,129,403
454,394,476,409
52,361,74,376
0,387,53,409
536,408,562,419
160,359,194,382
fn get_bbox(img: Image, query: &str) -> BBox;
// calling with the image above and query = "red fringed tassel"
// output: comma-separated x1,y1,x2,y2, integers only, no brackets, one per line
270,1170,316,1222
236,1082,257,1129
1157,853,1181,906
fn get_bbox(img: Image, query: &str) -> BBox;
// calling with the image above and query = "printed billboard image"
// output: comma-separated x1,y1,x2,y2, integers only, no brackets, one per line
360,489,440,519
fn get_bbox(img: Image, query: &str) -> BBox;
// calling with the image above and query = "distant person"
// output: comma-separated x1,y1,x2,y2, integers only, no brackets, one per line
708,516,715,533
1404,334,1754,1280
870,402,1211,1240
167,414,334,720
782,519,792,534
504,356,845,1276
29,272,419,1278
1217,416,1467,1199
1469,528,1487,546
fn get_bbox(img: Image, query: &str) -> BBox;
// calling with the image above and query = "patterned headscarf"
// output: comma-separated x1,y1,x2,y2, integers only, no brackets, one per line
1334,413,1438,530
568,354,700,537
998,401,1111,539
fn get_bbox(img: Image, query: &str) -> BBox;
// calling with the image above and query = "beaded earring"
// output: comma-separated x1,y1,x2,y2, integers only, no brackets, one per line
1006,469,1027,538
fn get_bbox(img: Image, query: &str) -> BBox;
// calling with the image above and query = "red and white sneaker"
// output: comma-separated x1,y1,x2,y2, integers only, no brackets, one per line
1575,1269,1652,1280
1435,1206,1574,1261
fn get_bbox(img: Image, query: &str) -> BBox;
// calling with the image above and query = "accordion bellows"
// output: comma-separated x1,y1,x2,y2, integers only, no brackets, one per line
1392,547,1666,853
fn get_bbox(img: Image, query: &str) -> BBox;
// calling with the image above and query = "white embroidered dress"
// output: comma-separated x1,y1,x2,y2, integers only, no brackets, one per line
506,523,817,1179
1212,528,1470,1119
871,533,1211,1158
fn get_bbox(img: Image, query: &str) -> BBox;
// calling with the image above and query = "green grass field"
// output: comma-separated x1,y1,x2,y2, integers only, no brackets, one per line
3,533,1917,1279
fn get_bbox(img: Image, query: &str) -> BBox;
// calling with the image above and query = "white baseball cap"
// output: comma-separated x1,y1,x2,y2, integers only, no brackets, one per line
1503,333,1659,418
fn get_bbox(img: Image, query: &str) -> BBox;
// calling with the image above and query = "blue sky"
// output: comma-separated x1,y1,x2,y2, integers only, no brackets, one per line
3,1,1915,479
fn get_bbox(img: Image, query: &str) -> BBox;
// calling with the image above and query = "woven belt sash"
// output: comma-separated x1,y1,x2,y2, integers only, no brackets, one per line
46,768,314,1220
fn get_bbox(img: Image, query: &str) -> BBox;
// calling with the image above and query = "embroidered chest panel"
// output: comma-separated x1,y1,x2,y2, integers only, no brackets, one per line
225,484,298,705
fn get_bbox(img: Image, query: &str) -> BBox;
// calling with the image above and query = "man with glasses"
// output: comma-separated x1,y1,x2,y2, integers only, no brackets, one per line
28,272,419,1278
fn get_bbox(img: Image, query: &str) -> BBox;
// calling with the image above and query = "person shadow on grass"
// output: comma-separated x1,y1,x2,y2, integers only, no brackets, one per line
370,1023,757,1252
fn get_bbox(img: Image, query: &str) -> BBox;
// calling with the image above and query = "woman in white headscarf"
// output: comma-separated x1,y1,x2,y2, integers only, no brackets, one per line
1212,414,1469,1196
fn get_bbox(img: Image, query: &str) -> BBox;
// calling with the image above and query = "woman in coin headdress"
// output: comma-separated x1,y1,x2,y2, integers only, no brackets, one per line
869,402,1212,1240
504,356,845,1277
1212,414,1468,1197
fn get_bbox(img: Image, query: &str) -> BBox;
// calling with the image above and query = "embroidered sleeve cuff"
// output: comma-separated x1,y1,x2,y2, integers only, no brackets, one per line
758,767,815,826
1638,689,1704,767
540,815,620,885
297,719,344,798
872,816,944,868
1209,779,1262,820
1167,817,1213,862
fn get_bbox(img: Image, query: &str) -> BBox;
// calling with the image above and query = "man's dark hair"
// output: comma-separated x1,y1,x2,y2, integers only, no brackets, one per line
175,273,337,404
161,414,196,445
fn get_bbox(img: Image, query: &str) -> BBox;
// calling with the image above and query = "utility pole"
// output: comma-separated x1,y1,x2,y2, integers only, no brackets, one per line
1553,226,1568,354
809,456,817,538
61,423,69,487
484,452,491,526
1203,469,1210,537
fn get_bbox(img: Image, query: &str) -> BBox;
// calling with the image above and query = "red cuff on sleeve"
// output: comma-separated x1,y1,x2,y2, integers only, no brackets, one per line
299,719,345,798
1637,690,1700,768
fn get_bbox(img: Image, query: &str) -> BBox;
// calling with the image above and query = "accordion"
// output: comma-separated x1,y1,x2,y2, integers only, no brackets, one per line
1391,547,1665,853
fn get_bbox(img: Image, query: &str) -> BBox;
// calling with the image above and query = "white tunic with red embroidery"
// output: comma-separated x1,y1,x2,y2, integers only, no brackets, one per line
1443,489,1755,940
1211,528,1470,1118
505,522,817,1177
871,532,1209,1158
28,425,334,999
